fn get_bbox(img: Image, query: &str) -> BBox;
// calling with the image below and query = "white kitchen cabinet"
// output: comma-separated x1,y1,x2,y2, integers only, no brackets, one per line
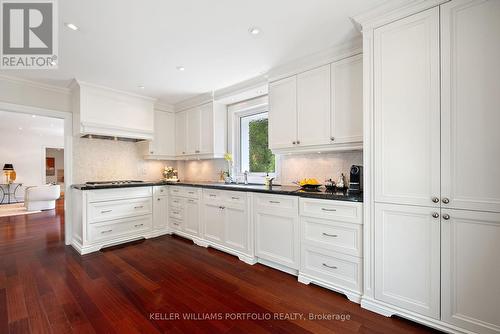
440,0,500,213
203,201,225,244
201,190,253,262
175,111,187,156
268,76,297,150
297,65,331,147
268,55,363,154
153,194,168,235
373,7,441,208
374,203,440,319
185,198,200,237
175,102,227,159
71,80,155,140
139,110,176,160
186,106,201,155
253,193,299,270
441,209,500,334
331,54,363,144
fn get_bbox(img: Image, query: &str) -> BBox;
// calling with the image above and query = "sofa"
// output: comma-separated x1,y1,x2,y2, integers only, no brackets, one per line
24,184,61,211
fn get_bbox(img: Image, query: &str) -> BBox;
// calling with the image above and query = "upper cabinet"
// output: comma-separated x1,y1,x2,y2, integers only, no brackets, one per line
71,80,155,140
175,101,227,159
138,110,176,160
268,54,363,154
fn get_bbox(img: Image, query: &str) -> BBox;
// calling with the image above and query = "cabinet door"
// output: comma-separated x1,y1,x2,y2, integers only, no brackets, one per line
268,76,297,150
153,196,168,230
441,209,500,334
254,209,299,269
374,203,440,319
203,202,224,244
175,111,187,156
185,199,199,236
186,107,201,154
373,7,441,207
199,103,214,154
224,204,248,253
441,0,500,213
297,65,331,147
331,54,363,144
152,110,175,156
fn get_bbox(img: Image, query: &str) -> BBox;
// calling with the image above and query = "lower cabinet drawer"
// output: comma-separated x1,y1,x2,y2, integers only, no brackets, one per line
169,207,183,220
88,215,152,242
300,245,362,293
300,198,362,224
88,197,152,223
301,216,362,257
170,218,183,231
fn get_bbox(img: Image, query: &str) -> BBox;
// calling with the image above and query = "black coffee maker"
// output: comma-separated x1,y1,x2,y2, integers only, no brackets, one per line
349,165,363,192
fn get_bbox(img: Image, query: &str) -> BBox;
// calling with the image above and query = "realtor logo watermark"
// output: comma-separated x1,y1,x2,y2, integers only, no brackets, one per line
1,0,58,69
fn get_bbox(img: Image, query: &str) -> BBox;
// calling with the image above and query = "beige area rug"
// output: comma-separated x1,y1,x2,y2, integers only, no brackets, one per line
0,203,41,217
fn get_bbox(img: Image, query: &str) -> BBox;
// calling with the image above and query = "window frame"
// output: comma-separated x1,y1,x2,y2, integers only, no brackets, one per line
228,97,279,184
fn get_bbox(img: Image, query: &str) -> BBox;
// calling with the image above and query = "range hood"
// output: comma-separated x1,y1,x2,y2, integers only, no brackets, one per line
70,80,156,141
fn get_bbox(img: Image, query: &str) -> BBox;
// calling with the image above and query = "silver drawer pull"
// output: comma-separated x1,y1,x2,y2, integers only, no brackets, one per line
173,222,179,226
188,191,194,194
173,190,179,192
173,200,179,203
157,198,161,201
101,229,113,234
321,208,337,212
231,197,240,200
322,232,338,238
322,263,337,269
209,194,216,197
134,224,144,228
269,200,280,204
188,199,195,203
172,211,179,215
134,205,144,209
101,209,112,214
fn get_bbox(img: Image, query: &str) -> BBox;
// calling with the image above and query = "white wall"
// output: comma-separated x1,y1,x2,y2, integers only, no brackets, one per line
0,113,64,201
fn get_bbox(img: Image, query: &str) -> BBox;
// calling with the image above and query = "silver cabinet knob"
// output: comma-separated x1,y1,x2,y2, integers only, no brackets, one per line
292,141,296,145
442,198,450,204
442,214,450,220
432,212,439,218
330,137,335,142
296,140,300,144
432,197,440,203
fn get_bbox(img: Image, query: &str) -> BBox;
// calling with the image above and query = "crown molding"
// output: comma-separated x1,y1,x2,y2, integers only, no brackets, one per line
154,102,175,112
0,74,71,95
214,76,268,105
71,79,157,102
174,92,214,112
267,36,363,82
352,0,448,31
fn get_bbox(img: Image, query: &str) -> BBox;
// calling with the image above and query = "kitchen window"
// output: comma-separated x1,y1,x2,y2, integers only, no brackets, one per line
229,96,278,184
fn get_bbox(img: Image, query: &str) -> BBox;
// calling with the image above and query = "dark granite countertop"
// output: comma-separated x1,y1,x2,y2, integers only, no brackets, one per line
71,181,363,202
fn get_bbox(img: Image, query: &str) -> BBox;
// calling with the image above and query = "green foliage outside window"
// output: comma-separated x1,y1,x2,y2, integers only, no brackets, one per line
248,118,275,173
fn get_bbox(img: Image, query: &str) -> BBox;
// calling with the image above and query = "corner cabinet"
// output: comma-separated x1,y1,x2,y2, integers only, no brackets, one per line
268,54,363,154
362,1,500,333
138,110,176,160
175,102,227,160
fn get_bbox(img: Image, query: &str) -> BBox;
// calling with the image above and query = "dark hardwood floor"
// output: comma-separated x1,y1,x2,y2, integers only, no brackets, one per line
0,200,441,333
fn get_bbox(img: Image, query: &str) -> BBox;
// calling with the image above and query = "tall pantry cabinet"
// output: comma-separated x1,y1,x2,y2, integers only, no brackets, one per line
360,1,500,333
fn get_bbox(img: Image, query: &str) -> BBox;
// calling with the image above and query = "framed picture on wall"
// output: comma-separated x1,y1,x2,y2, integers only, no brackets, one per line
46,157,55,176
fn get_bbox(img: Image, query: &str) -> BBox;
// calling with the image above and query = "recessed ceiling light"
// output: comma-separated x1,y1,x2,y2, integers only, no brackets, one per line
176,66,185,71
138,85,145,89
18,127,23,130
65,22,79,31
248,27,261,35
32,114,36,118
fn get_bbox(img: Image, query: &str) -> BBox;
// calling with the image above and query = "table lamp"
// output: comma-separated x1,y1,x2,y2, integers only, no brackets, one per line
3,164,16,183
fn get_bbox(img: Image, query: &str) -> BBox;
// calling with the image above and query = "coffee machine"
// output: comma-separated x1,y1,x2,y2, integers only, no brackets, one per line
349,165,363,192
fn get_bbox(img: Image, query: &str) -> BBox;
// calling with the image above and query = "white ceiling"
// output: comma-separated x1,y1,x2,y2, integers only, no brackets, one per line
0,110,64,137
1,0,385,104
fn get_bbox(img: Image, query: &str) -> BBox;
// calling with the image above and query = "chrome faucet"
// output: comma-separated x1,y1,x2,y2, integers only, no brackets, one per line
244,171,249,184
